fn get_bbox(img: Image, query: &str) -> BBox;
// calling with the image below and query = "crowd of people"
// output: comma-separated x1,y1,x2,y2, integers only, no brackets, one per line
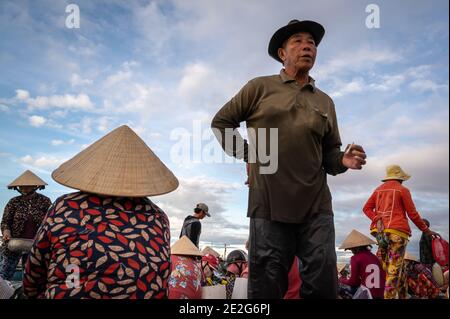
0,18,448,299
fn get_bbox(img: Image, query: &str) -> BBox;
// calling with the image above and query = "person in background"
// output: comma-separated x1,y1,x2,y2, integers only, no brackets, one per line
168,236,203,299
202,253,225,286
224,250,248,299
0,170,51,280
338,230,386,299
180,203,211,247
419,219,435,266
363,165,439,299
23,125,179,299
400,252,440,299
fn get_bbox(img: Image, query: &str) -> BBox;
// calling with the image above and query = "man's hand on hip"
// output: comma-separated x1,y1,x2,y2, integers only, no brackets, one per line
342,144,367,170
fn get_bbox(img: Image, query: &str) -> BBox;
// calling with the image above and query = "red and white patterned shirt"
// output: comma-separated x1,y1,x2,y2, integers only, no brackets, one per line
23,191,171,299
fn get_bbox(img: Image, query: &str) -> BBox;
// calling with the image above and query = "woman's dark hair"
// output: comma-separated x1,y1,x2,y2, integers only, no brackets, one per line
351,246,371,253
194,207,202,214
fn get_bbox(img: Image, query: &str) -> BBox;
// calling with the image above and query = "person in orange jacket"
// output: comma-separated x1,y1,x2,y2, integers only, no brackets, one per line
363,164,439,299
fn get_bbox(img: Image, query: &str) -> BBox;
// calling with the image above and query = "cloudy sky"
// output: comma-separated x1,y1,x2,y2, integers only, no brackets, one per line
0,0,448,261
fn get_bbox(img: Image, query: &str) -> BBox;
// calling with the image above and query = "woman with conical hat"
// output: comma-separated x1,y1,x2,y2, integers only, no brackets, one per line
362,164,440,299
400,252,440,299
168,236,203,299
338,229,385,299
22,125,179,299
0,170,51,281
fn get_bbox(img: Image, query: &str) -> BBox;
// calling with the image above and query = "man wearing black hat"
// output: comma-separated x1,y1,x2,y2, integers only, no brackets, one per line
211,20,366,298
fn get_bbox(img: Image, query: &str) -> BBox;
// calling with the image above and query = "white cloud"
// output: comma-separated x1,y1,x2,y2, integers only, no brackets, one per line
28,93,94,110
19,154,66,170
331,78,365,98
51,139,75,146
103,69,132,88
178,62,213,98
15,90,94,111
28,115,47,127
70,73,93,87
314,47,401,81
0,104,9,112
409,79,449,93
15,89,30,100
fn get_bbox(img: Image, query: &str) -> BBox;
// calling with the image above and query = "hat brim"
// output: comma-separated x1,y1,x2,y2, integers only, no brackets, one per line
382,175,411,182
268,20,325,63
205,212,211,217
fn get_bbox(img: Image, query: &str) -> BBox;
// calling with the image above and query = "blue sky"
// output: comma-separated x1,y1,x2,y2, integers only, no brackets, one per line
0,0,448,260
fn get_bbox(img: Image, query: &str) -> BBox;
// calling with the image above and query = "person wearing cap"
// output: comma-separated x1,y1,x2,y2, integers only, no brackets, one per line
179,203,210,248
211,19,366,299
0,170,51,281
224,249,248,299
22,125,179,299
168,236,203,299
338,230,386,299
363,165,439,299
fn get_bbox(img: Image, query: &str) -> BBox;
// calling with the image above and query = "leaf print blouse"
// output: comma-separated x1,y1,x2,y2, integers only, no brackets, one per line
168,255,203,299
23,192,171,299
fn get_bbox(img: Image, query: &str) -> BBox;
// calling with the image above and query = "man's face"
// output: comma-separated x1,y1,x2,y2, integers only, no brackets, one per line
278,32,317,72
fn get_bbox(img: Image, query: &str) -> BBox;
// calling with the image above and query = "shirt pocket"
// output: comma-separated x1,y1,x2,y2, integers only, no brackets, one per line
307,106,328,138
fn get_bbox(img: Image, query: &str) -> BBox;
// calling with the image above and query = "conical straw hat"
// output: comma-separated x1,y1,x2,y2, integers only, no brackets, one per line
201,246,220,258
8,170,47,189
172,236,203,256
339,229,377,250
337,262,348,273
404,252,418,262
52,125,179,197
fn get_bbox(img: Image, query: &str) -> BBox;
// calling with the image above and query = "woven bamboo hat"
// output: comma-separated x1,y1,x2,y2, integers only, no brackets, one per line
382,164,411,182
172,236,203,257
339,229,377,250
337,262,348,273
8,170,47,190
202,246,220,258
52,125,179,197
404,252,418,262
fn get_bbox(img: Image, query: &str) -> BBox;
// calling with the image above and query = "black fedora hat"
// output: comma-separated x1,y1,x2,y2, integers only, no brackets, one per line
268,19,325,63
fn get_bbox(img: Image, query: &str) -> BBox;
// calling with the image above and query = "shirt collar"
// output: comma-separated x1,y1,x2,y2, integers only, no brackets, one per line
279,69,316,92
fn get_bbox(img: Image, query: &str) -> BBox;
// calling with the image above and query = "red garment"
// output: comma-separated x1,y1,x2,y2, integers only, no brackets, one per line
363,180,428,236
339,250,386,298
284,257,302,299
23,192,171,299
168,255,202,299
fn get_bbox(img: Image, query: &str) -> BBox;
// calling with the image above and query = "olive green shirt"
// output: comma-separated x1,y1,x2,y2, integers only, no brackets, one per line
211,69,348,223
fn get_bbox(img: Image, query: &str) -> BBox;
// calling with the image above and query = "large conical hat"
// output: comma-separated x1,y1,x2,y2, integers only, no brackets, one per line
171,236,203,257
201,246,220,258
8,170,47,189
52,125,179,197
339,229,377,250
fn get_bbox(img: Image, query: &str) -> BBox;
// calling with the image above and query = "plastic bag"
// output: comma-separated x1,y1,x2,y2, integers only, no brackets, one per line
432,238,449,267
352,285,373,299
375,219,389,249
